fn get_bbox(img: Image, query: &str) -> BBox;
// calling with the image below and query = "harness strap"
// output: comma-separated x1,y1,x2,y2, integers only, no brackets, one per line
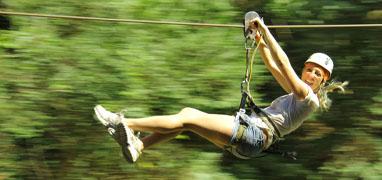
263,143,298,160
234,124,246,144
256,110,281,140
224,116,251,159
244,92,282,141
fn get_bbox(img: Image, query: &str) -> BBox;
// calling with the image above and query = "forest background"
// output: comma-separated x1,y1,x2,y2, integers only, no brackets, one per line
0,0,381,179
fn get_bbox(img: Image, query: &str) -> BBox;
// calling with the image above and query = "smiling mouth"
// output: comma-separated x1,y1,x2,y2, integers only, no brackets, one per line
304,81,313,86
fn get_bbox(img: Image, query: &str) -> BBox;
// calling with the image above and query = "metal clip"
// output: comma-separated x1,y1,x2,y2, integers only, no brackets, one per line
245,38,256,50
240,80,247,93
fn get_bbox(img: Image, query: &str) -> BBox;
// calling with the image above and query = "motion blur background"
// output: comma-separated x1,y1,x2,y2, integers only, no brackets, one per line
0,0,381,179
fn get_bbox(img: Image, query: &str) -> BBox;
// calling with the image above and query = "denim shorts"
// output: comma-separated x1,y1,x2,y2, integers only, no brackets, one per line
226,113,265,159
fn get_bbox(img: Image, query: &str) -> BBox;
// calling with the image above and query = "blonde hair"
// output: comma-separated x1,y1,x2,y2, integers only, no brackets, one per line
317,80,349,111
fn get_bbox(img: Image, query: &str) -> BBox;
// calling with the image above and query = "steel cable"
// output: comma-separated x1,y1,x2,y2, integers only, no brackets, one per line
1,11,381,29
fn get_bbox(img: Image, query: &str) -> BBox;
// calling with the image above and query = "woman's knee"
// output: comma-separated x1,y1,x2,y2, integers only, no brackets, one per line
176,107,209,131
178,107,206,118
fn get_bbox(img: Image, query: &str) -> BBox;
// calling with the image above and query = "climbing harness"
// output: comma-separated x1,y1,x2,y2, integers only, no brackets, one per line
233,11,296,160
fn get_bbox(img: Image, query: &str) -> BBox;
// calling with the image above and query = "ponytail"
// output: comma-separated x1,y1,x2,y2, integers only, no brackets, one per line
317,80,349,111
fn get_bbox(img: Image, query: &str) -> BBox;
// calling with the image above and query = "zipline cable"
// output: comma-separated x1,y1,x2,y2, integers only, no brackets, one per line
1,11,382,29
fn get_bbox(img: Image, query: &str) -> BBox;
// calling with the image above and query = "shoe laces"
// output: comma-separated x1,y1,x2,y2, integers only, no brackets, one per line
118,108,141,138
117,108,128,117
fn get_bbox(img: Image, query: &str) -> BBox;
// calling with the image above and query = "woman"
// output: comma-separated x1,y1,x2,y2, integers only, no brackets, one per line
93,18,347,163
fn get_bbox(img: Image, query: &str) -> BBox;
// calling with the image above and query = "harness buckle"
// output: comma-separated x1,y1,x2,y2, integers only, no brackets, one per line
245,38,256,49
240,80,248,94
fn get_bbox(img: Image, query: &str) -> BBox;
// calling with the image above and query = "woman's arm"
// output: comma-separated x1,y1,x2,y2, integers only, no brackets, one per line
256,33,292,93
252,19,308,99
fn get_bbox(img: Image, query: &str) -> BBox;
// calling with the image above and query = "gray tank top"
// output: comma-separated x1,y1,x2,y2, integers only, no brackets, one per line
261,85,319,137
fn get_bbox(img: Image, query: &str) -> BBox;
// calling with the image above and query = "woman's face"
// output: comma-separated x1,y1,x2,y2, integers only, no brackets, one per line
301,63,328,92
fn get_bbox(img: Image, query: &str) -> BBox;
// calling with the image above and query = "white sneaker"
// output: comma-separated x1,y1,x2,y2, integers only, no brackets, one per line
117,121,143,163
94,105,123,128
94,105,124,144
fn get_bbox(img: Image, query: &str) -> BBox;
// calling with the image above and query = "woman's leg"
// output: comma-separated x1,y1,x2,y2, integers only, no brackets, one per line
140,131,181,149
140,131,227,149
125,107,235,149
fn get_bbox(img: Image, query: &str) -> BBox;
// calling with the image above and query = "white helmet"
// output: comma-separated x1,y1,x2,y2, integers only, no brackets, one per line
305,53,334,78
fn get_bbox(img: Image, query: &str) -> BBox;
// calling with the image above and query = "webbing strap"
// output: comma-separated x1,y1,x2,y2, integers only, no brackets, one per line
239,90,279,139
242,39,261,95
257,111,281,139
234,124,246,144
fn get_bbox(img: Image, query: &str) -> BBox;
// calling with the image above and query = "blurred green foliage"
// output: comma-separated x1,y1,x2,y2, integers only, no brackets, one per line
0,0,381,179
